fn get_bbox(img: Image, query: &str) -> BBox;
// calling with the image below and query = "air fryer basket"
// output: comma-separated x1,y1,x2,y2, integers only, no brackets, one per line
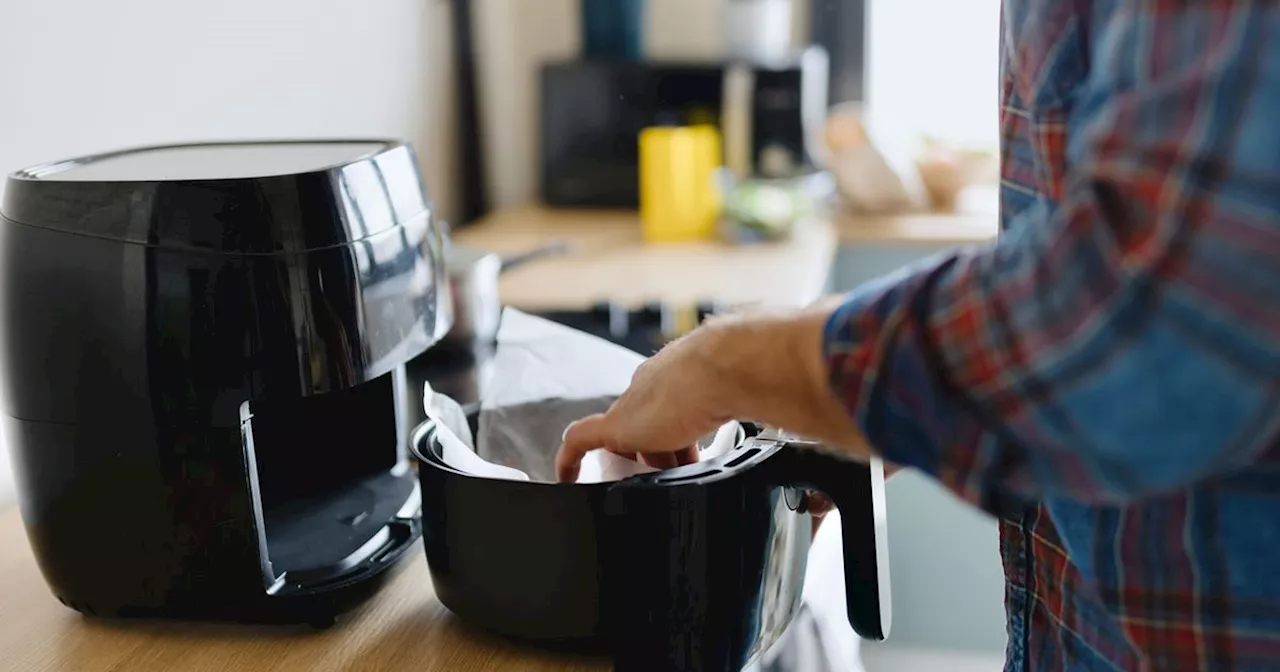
410,408,889,672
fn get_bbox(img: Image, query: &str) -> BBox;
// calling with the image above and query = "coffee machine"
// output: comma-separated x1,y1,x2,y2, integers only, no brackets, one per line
539,47,829,208
0,140,446,625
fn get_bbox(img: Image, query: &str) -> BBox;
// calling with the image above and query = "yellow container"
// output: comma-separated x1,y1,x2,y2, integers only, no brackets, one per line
639,125,723,243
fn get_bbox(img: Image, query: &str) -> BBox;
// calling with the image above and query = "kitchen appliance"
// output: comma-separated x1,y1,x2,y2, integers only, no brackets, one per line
0,140,446,625
441,238,573,347
540,47,830,207
724,0,794,62
809,0,867,104
531,300,722,355
412,411,890,671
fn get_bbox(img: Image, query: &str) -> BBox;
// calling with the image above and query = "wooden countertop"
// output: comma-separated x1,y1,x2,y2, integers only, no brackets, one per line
0,506,609,671
453,202,996,311
835,186,1000,247
453,206,838,311
836,209,998,247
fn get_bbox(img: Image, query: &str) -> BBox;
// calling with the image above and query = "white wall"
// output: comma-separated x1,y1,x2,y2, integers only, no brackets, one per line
472,0,580,211
0,0,457,507
867,0,1001,148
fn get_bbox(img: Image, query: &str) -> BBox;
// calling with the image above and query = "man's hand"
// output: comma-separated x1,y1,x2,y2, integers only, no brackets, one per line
554,328,730,481
556,299,876,482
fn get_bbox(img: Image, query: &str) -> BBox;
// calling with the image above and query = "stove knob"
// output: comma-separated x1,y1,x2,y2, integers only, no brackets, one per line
588,300,628,339
636,302,673,330
635,301,664,318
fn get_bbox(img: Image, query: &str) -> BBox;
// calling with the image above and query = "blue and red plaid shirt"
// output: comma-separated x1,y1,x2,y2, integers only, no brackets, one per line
824,1,1280,670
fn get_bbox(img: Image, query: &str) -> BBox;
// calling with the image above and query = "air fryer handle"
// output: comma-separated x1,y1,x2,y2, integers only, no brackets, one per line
764,441,890,641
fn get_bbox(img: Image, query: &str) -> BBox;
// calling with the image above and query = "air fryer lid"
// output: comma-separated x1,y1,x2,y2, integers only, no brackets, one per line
1,140,429,254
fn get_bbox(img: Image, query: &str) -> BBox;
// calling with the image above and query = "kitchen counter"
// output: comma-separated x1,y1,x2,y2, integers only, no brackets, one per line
452,206,838,311
0,504,610,672
0,499,856,672
453,203,996,312
835,210,998,247
834,185,1000,248
0,340,857,672
0,200,990,670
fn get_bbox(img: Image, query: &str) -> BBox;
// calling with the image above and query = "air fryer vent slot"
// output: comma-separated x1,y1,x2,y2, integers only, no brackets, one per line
657,469,721,484
724,448,760,469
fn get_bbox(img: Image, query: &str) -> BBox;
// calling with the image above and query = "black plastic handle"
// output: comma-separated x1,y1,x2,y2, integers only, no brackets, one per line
762,441,891,641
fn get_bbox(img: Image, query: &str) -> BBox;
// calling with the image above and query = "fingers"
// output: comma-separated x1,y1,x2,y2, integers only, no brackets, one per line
641,452,678,469
557,414,611,482
558,416,703,482
638,444,699,469
806,491,835,541
806,491,835,517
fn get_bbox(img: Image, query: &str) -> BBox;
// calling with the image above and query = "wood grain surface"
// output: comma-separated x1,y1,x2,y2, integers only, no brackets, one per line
0,506,610,672
834,209,997,247
452,204,995,312
834,185,1000,247
452,206,838,311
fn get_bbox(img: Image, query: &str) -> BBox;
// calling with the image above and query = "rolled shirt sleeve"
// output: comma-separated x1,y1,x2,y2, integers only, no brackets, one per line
823,5,1280,510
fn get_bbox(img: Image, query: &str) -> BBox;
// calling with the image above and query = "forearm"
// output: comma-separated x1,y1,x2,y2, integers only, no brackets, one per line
694,298,875,459
796,4,1280,510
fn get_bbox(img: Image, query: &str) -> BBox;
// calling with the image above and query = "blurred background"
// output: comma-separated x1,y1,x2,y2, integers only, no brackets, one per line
0,0,1003,668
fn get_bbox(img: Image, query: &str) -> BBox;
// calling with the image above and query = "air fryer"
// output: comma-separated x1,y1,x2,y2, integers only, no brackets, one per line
0,140,447,625
411,412,890,672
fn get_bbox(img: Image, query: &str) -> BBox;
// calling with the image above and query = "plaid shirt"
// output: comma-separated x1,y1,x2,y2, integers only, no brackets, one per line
824,1,1280,670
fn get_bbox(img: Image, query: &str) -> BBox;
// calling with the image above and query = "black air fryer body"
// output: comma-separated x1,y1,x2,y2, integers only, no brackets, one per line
0,141,446,624
413,416,891,672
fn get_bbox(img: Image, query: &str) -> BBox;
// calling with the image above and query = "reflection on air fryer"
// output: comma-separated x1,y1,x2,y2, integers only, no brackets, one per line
748,490,812,664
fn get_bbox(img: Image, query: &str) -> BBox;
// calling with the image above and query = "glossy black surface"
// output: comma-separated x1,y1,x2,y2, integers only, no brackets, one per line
0,141,444,623
540,60,725,208
2,140,427,253
539,53,829,207
528,300,725,355
411,417,889,672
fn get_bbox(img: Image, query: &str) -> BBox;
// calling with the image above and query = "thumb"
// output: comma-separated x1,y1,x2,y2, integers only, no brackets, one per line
557,414,612,482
